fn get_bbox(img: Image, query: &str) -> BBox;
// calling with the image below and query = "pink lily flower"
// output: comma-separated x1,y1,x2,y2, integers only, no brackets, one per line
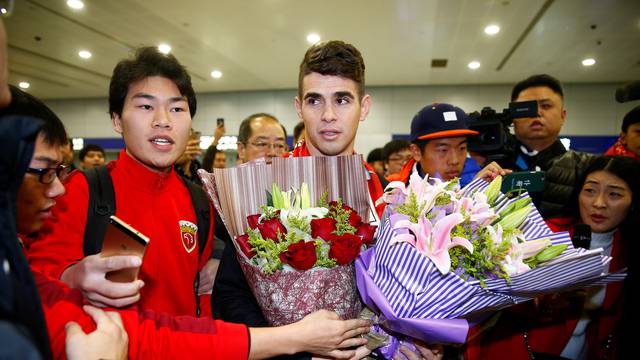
391,213,474,274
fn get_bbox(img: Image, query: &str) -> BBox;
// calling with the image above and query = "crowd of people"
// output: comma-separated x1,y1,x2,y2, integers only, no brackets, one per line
1,14,638,360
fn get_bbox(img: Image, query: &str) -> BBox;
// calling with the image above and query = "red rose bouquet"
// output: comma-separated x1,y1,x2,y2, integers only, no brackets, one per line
199,156,377,325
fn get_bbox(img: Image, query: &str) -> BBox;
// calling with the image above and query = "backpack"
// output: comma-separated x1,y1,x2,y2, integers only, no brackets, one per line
81,165,211,316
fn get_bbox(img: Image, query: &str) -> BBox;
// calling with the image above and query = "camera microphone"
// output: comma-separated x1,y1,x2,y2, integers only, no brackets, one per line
615,80,640,103
572,224,591,250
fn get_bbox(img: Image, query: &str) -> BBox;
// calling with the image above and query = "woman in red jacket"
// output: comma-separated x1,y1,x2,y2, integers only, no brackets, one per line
465,155,639,360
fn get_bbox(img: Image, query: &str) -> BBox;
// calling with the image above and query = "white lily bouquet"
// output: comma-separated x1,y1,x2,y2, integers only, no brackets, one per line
355,173,625,354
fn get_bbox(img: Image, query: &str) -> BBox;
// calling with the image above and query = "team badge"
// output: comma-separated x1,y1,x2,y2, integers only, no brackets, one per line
179,220,198,253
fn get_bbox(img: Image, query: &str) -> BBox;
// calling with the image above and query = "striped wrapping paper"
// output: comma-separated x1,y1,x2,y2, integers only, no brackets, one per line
356,178,626,345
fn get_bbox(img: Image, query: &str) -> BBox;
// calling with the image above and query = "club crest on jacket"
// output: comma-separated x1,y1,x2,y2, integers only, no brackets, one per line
179,220,198,253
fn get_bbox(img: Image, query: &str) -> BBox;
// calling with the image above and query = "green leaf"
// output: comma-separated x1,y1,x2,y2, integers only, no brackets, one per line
272,183,284,209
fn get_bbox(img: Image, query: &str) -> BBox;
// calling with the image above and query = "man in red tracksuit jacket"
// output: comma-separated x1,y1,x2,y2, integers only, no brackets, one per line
27,47,216,318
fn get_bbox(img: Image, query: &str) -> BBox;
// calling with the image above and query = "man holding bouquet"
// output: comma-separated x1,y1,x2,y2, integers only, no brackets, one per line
213,40,441,360
214,40,379,360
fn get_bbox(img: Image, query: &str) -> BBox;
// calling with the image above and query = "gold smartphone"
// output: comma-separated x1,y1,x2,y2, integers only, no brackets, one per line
100,215,150,283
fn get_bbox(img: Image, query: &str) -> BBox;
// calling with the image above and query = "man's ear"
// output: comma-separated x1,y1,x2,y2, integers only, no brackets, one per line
111,113,123,135
409,143,422,161
620,131,627,145
294,96,303,120
237,142,246,163
359,94,372,122
560,108,567,127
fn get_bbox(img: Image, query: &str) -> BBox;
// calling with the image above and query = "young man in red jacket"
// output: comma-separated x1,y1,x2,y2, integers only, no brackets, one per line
27,47,221,317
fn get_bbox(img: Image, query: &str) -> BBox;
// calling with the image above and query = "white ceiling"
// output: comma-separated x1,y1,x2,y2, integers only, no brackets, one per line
4,0,640,100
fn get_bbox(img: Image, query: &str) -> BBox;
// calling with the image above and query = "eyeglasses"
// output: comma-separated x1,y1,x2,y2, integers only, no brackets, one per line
248,141,287,152
25,165,69,184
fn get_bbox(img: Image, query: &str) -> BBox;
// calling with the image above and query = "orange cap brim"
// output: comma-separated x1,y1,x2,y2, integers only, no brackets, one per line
416,129,479,141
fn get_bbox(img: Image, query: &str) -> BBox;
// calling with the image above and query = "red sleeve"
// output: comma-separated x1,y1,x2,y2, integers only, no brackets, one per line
27,170,89,279
34,271,249,360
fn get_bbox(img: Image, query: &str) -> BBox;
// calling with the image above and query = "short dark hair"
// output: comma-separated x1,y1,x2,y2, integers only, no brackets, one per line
511,74,564,102
293,121,305,143
367,148,384,163
78,144,105,161
0,85,67,147
237,113,279,144
109,46,196,118
383,140,411,162
298,40,365,99
622,105,640,132
202,145,221,172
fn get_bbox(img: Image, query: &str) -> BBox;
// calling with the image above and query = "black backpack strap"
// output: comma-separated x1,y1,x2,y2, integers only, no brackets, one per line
181,177,211,317
82,165,116,256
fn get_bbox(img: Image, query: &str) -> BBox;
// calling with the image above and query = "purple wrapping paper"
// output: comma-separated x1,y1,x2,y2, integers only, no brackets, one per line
355,247,469,344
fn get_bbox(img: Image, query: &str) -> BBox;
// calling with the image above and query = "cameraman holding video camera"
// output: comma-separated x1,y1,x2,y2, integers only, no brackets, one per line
505,74,593,219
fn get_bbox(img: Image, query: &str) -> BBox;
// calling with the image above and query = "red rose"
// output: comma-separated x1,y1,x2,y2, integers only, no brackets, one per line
257,218,287,242
310,217,337,241
356,223,377,246
328,233,363,265
247,214,261,229
347,210,362,228
329,201,362,227
235,234,256,258
279,241,317,270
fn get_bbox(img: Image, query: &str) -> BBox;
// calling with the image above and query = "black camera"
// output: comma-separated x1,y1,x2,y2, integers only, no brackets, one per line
467,100,538,168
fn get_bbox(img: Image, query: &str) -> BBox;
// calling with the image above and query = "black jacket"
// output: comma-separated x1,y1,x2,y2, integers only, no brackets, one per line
0,116,51,359
514,139,593,219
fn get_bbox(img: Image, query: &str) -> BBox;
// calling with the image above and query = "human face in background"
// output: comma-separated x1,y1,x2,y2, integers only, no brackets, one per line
213,152,227,169
386,148,412,176
294,73,371,156
513,86,566,151
80,150,105,169
411,137,467,181
17,134,66,234
579,170,633,233
111,76,191,173
237,117,287,163
621,123,640,157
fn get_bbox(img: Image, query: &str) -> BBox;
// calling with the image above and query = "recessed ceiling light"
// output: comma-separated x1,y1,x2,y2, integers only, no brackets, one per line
158,43,171,54
78,50,92,59
66,0,84,10
484,24,500,35
468,61,481,70
210,70,223,79
306,33,321,44
18,81,30,89
582,58,596,66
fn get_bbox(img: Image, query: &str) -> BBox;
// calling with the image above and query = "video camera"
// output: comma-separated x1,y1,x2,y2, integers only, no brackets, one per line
467,100,538,168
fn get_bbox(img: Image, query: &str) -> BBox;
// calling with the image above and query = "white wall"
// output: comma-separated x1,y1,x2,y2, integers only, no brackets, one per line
44,83,637,157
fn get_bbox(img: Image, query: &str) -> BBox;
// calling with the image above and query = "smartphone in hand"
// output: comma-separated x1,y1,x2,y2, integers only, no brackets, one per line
101,215,149,283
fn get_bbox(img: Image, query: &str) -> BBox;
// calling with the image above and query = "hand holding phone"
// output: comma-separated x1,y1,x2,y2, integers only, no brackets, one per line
101,216,149,283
